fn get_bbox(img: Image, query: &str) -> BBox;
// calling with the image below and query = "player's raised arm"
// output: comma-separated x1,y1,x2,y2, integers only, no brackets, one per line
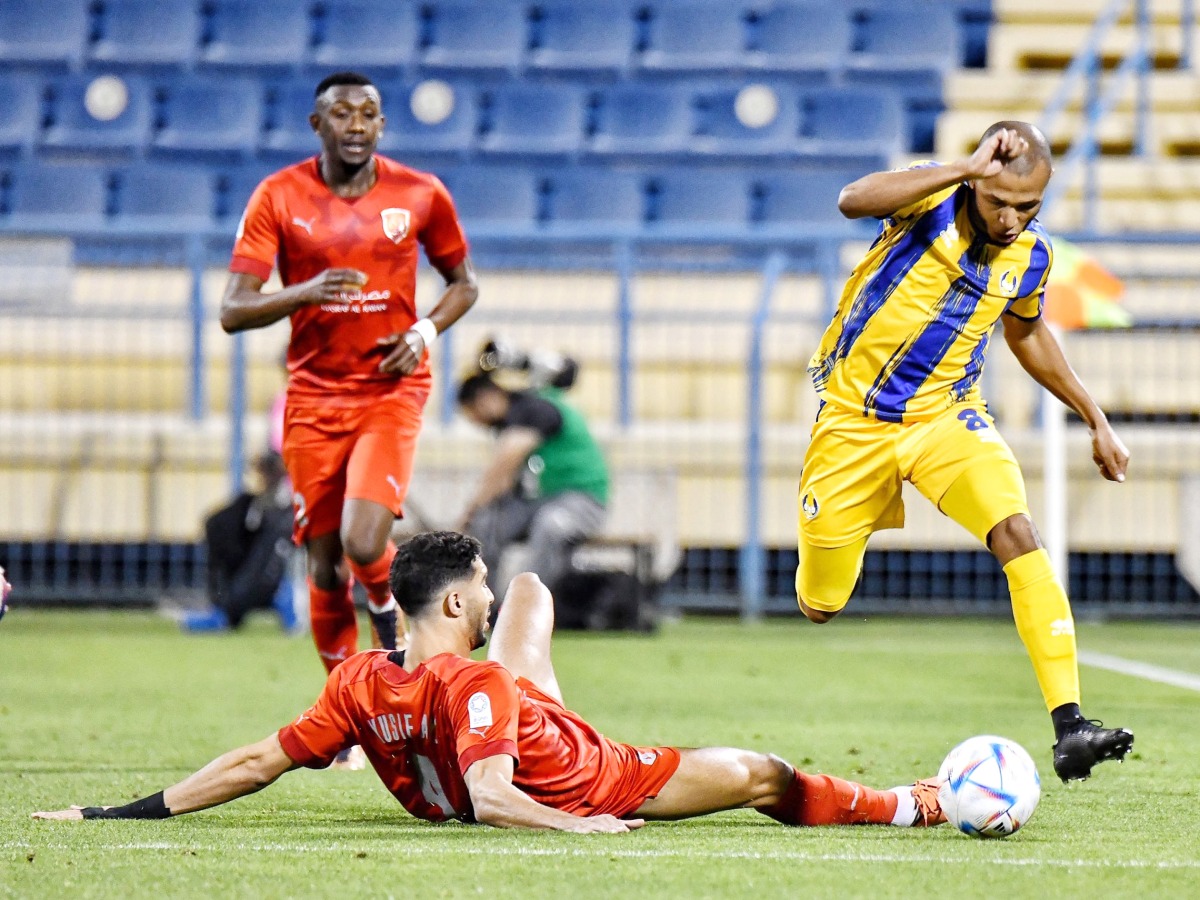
837,128,1032,220
375,256,479,375
32,734,297,821
1002,314,1130,483
464,754,642,833
219,268,368,333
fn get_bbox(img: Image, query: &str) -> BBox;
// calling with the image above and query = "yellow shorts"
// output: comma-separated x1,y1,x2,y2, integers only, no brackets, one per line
798,401,1030,548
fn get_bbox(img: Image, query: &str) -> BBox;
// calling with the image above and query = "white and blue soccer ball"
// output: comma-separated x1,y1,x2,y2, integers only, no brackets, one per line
937,735,1041,838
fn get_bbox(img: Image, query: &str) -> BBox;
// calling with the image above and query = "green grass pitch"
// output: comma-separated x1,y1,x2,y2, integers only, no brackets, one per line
2,611,1199,899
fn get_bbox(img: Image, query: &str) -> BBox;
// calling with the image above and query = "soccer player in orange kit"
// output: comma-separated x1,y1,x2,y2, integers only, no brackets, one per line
33,532,944,833
219,72,478,730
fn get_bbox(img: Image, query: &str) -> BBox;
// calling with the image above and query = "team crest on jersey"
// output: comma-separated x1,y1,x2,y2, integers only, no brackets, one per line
801,491,819,520
381,207,411,243
999,269,1019,296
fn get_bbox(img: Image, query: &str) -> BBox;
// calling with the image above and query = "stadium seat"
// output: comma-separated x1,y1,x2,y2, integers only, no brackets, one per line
376,80,479,158
89,0,202,68
198,0,312,71
40,76,153,155
112,164,217,232
0,0,89,69
849,3,962,75
749,3,852,75
528,1,637,74
312,0,420,73
797,87,904,160
545,169,646,226
219,162,281,227
436,165,541,228
421,1,528,73
260,80,326,159
477,85,586,157
691,85,800,158
4,162,110,231
648,171,750,226
754,168,858,227
589,84,694,157
151,77,264,158
0,73,44,156
639,1,747,73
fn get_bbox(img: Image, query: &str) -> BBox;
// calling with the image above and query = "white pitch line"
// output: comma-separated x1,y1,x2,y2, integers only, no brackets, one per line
5,840,1200,870
1079,650,1200,693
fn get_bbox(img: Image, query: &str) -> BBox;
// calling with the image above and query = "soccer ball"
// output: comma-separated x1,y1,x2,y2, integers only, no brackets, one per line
937,735,1041,838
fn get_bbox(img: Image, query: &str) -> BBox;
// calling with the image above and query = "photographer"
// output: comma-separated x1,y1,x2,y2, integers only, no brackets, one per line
456,370,608,599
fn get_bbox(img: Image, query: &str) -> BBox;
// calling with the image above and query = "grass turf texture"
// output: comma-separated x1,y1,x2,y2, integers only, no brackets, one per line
2,612,1198,899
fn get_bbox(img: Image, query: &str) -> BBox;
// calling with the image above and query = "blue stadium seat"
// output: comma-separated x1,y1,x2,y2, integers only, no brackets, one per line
313,0,420,73
477,85,585,157
754,168,859,226
0,73,44,156
528,1,637,74
113,164,216,231
436,165,541,228
376,80,478,158
260,80,326,159
749,3,852,75
545,169,645,226
798,87,903,159
639,2,747,73
151,77,264,158
40,76,153,155
5,162,110,230
198,0,312,71
0,0,89,69
89,0,202,68
421,2,528,73
691,85,800,158
219,162,281,227
589,84,693,157
648,171,750,226
850,3,962,74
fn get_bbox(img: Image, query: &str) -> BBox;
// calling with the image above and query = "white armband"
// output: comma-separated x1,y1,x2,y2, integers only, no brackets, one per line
410,317,438,349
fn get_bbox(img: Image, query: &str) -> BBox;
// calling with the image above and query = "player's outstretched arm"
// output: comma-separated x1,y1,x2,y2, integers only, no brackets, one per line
456,427,543,530
838,128,1030,220
32,734,297,822
1002,314,1130,483
464,755,643,833
219,269,369,333
375,257,479,375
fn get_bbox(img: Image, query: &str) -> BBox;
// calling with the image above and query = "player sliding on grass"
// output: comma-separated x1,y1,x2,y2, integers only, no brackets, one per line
34,532,944,833
798,121,1133,782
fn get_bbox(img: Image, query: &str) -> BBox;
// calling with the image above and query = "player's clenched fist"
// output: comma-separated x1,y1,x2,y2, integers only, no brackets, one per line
962,127,1030,180
298,268,368,304
564,815,645,834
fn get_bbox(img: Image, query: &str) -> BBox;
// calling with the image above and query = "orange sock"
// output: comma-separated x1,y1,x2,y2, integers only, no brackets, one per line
346,543,396,611
761,769,899,827
308,578,357,673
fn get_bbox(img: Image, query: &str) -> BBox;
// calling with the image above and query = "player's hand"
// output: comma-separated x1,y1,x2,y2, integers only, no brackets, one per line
962,128,1029,180
564,815,644,834
298,268,368,305
31,806,88,821
375,329,425,375
1090,421,1129,483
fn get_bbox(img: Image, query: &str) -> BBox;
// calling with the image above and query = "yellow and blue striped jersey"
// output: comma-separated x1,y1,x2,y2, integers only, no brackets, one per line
809,169,1052,423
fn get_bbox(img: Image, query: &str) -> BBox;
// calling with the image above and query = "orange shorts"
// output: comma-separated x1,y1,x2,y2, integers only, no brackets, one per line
515,678,681,819
282,389,427,544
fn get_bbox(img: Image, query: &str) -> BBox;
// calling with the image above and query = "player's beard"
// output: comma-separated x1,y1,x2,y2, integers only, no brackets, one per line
469,608,490,651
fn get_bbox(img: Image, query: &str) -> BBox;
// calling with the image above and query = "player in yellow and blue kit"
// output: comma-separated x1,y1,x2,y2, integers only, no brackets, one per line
797,122,1134,782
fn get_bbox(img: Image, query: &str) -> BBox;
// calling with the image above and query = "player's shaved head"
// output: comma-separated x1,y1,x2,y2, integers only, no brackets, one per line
980,121,1052,176
314,71,376,103
390,531,483,619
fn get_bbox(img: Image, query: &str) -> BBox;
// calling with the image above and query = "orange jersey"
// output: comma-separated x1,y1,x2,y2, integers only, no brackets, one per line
277,651,679,822
230,155,468,402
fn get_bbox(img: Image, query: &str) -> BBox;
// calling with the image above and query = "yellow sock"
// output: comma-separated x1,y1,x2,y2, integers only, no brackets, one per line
1004,549,1080,712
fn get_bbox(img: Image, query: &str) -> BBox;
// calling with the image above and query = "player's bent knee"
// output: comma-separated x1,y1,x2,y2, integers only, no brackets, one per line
987,514,1041,562
798,601,840,624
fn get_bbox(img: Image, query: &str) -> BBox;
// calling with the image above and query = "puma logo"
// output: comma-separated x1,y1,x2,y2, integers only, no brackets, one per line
386,475,403,500
292,215,315,235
